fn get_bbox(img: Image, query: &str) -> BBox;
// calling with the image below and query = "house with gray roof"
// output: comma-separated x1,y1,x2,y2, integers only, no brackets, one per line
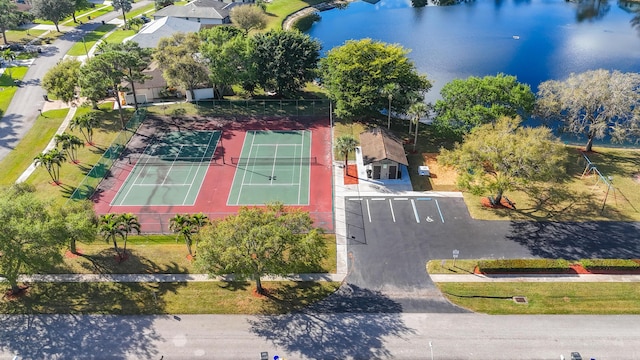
153,0,253,25
124,16,202,49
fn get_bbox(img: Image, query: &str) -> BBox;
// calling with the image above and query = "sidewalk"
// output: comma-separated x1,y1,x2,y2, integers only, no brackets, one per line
15,273,346,283
430,273,640,282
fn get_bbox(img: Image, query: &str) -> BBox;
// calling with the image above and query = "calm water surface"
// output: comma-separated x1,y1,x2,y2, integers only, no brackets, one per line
308,0,640,103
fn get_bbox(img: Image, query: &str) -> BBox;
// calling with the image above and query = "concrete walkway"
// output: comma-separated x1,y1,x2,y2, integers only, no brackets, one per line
15,273,345,283
430,273,640,282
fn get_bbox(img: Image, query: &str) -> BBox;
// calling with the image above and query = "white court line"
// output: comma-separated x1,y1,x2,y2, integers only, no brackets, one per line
270,144,279,184
435,199,445,223
297,131,304,204
236,131,257,205
183,131,219,205
304,130,312,205
112,137,159,205
411,199,420,223
389,199,396,222
160,145,184,185
366,199,372,223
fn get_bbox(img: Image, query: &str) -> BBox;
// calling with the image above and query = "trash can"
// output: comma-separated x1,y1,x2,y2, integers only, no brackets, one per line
101,20,105,25
43,94,48,101
87,15,91,20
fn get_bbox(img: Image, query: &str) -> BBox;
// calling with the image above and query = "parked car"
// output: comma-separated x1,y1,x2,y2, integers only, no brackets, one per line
0,44,25,51
571,352,582,360
140,15,150,23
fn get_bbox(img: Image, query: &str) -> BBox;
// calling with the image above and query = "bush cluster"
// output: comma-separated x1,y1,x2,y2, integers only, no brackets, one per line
478,259,571,273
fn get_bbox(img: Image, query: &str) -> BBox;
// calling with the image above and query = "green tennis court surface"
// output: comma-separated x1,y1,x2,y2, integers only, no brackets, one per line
228,130,312,205
111,131,220,206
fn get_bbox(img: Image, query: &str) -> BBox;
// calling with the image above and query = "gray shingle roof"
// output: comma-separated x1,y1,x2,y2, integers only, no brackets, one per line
124,16,202,49
360,127,409,166
153,0,243,20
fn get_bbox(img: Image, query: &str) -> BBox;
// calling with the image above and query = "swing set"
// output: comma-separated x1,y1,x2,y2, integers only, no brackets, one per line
580,153,637,214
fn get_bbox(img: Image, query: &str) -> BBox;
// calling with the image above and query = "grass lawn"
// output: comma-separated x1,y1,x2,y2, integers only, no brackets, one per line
25,103,134,205
54,234,337,274
3,29,47,44
66,24,116,56
461,146,640,221
0,109,68,186
0,281,340,315
74,6,115,24
0,66,28,116
436,282,640,314
103,28,136,44
119,4,156,21
265,0,326,30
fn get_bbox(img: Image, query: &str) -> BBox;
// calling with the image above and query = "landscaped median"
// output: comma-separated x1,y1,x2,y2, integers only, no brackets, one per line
427,259,640,314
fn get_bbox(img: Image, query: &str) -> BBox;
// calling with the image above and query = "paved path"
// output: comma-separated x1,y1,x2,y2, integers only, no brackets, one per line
14,273,345,283
431,273,640,282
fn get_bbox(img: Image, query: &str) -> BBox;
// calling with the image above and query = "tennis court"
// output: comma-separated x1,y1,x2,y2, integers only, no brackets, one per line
111,130,220,206
227,130,312,206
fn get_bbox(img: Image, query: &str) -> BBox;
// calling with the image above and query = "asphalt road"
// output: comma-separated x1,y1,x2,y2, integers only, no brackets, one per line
344,195,640,312
2,313,640,359
0,0,153,162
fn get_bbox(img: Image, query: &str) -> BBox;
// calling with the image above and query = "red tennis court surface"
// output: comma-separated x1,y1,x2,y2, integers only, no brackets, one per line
92,115,333,233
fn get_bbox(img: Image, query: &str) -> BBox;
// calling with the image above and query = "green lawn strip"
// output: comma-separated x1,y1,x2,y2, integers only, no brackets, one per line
427,259,640,275
118,4,156,21
462,146,640,222
436,282,640,314
66,24,117,56
426,259,478,275
3,29,47,44
174,1,189,5
0,281,340,314
26,103,133,205
0,109,68,185
103,28,136,45
56,234,337,274
0,66,29,115
74,6,115,24
333,120,368,161
265,0,326,31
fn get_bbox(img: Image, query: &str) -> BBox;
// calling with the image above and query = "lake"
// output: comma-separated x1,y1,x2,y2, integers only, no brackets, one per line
307,0,640,104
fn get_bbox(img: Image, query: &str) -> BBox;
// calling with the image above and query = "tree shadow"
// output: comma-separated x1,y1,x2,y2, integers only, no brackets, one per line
77,248,189,275
506,221,640,260
0,279,186,358
248,284,416,359
218,281,251,292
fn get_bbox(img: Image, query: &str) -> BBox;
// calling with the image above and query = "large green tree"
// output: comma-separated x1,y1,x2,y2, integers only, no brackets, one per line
72,0,92,23
0,184,68,294
200,26,252,98
250,30,321,97
320,38,431,120
433,73,535,136
230,4,267,34
439,117,568,205
536,69,640,152
102,42,152,110
195,203,326,295
112,0,133,29
31,0,75,32
155,32,209,101
42,59,81,104
60,200,98,254
0,0,20,45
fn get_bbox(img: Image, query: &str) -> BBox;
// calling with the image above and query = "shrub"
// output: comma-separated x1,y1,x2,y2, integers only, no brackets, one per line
292,12,320,32
580,259,640,271
478,259,571,273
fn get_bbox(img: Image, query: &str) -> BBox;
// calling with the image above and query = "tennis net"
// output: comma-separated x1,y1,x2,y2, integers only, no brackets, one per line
231,157,317,165
130,156,216,166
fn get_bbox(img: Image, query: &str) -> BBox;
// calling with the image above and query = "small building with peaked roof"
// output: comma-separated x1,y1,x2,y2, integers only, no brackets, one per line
359,127,408,180
153,0,252,26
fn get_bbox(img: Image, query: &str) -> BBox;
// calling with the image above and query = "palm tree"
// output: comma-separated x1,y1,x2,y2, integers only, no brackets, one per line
381,83,399,129
70,112,100,145
34,148,67,184
170,214,198,257
2,49,16,80
55,133,85,163
190,212,209,248
118,213,140,257
99,213,126,258
334,135,359,176
408,101,429,152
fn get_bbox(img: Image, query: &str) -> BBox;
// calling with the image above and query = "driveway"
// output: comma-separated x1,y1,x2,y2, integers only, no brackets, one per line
343,194,640,312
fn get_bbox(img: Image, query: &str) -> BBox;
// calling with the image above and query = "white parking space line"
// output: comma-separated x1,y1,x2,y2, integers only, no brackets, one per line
366,199,372,223
371,198,385,201
348,198,363,201
411,199,420,223
389,199,396,222
394,198,408,201
435,199,445,223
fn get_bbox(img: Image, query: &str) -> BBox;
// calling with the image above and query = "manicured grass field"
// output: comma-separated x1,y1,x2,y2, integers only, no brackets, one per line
265,0,326,31
437,282,640,314
0,281,340,315
0,66,28,116
74,6,114,24
103,29,136,45
3,29,46,44
0,109,68,186
118,4,156,21
54,234,337,274
66,24,116,56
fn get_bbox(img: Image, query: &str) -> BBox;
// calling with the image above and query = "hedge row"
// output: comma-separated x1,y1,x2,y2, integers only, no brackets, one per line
580,259,640,271
478,259,640,273
478,259,571,273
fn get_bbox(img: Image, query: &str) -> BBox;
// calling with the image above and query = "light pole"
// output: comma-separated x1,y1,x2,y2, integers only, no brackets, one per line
82,36,88,58
429,341,434,360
